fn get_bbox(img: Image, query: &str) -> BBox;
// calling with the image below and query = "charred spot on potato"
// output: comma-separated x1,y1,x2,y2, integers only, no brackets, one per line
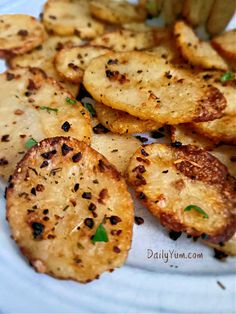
61,121,71,132
61,143,73,156
31,222,44,239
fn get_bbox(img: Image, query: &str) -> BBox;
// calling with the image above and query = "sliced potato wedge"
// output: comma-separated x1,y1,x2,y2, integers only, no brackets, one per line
95,102,160,135
55,46,111,84
0,68,91,180
182,0,215,26
0,14,46,57
91,29,157,52
43,0,104,39
127,144,236,243
191,71,236,144
207,0,236,35
174,20,228,71
7,137,133,283
171,125,236,177
9,35,82,96
212,30,236,60
89,0,146,25
83,51,226,125
91,133,140,174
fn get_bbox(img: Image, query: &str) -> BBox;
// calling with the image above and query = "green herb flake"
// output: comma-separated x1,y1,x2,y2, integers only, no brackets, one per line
66,97,77,105
146,0,158,15
184,205,209,219
25,138,38,149
84,103,96,117
220,72,234,82
40,106,58,113
91,223,108,244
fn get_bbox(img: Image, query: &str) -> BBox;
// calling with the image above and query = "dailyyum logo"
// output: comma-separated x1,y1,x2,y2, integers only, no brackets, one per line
147,249,203,263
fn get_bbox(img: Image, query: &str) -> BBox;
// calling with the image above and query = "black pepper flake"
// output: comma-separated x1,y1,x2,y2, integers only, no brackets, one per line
6,73,15,81
40,160,49,169
109,216,122,225
72,152,82,163
74,183,80,192
141,149,149,157
41,150,57,160
0,158,8,166
31,222,44,239
113,246,121,253
88,203,96,211
169,231,182,241
61,143,73,156
31,187,36,196
43,216,49,221
134,216,144,225
135,136,148,143
132,165,146,174
1,135,10,142
82,192,92,199
93,124,109,134
162,170,168,174
84,218,94,229
61,121,71,132
171,141,182,148
18,29,28,36
107,59,118,65
43,209,49,215
214,249,228,260
139,192,146,200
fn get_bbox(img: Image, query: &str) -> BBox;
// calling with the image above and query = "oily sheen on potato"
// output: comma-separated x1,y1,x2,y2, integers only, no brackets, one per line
83,51,226,125
127,144,236,243
6,137,134,283
0,67,91,180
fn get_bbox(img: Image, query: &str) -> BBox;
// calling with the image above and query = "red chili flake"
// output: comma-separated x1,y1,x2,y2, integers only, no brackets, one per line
113,246,121,253
17,29,28,36
41,150,57,160
134,216,144,225
61,121,71,132
61,143,73,156
6,73,15,81
72,152,82,163
1,135,10,142
40,161,49,169
36,184,44,192
109,216,122,225
14,109,24,115
84,218,94,229
82,192,92,199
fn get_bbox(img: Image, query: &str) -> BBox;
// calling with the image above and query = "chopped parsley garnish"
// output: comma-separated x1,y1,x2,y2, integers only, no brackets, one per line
184,205,209,219
220,72,234,82
66,97,76,105
25,138,38,149
146,0,158,15
40,106,58,113
84,103,96,117
91,223,108,244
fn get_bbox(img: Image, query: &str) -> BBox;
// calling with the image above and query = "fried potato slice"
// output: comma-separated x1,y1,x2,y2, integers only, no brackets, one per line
212,30,236,60
163,0,184,25
127,144,236,243
171,125,236,177
182,0,215,26
91,133,140,174
43,0,104,39
95,102,160,135
0,14,46,57
6,137,133,283
174,21,228,71
206,233,236,256
55,46,111,84
191,71,236,144
89,0,146,25
91,30,158,52
207,0,236,35
9,35,82,97
0,68,91,180
83,51,226,124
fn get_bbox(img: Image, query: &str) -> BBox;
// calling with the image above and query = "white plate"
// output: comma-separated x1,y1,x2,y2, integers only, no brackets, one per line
0,1,236,313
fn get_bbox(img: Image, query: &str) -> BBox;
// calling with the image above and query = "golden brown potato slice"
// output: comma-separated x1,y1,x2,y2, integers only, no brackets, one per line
0,68,91,181
83,51,226,125
43,0,104,39
54,46,111,84
171,125,236,177
7,137,133,283
91,29,158,52
182,0,215,26
0,14,46,57
207,0,236,35
163,0,184,25
174,20,228,71
89,0,146,25
206,233,236,256
127,144,236,243
91,133,140,175
9,35,82,97
191,71,236,144
95,102,160,135
212,30,236,60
